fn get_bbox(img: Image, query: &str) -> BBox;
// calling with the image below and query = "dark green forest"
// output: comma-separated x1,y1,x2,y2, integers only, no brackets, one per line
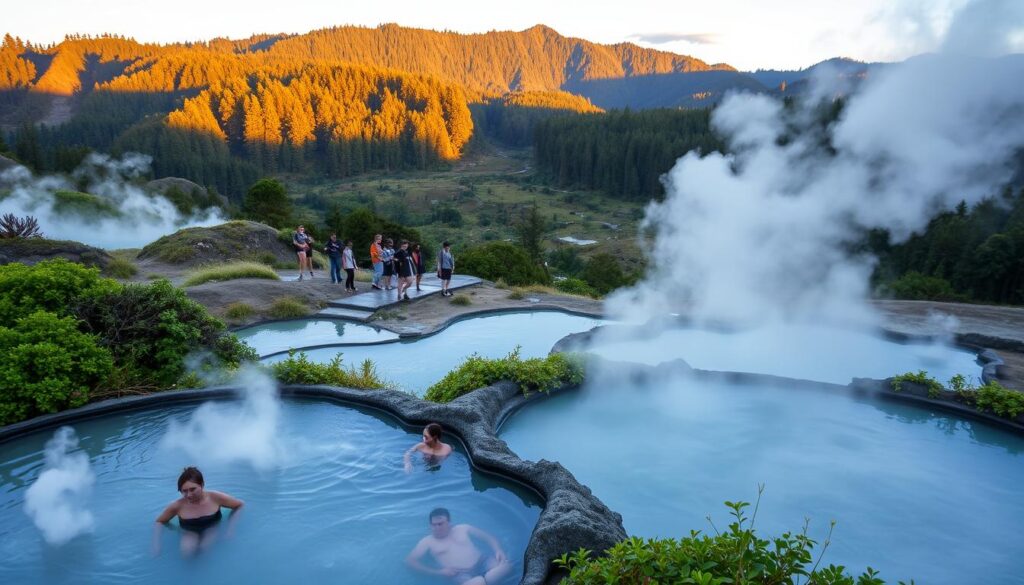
532,108,724,200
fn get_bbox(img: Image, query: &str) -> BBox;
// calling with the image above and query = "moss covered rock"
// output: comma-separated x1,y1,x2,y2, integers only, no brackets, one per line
138,220,297,267
0,237,112,268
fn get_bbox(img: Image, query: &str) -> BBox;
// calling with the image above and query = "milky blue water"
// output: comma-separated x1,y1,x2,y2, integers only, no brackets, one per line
258,311,605,394
500,366,1024,585
0,399,540,585
234,319,399,356
587,322,981,384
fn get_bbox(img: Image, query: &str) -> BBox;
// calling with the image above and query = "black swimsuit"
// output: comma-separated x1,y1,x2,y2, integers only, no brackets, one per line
179,509,222,533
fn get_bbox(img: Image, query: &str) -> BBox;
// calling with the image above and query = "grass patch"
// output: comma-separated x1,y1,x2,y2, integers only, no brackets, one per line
450,294,472,306
224,302,256,321
355,269,373,282
271,351,386,390
507,289,525,300
424,348,584,403
267,296,309,319
183,261,280,287
104,257,138,279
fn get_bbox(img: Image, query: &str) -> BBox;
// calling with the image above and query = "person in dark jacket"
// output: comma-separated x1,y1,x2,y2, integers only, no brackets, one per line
394,240,417,301
411,243,426,291
324,233,343,284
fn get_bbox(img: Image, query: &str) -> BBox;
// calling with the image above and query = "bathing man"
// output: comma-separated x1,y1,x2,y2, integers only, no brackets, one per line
406,507,511,585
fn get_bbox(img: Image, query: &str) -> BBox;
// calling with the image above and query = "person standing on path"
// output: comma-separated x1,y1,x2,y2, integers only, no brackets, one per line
381,238,396,291
370,234,384,290
437,241,455,297
324,233,343,284
293,225,314,280
411,243,426,291
394,240,416,301
342,240,358,292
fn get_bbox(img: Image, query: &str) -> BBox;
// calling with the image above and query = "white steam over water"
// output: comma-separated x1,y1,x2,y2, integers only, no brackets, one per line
0,152,225,249
160,367,283,470
608,1,1024,327
23,427,95,546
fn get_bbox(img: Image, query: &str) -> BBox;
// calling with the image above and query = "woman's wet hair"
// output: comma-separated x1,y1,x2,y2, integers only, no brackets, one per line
425,423,443,440
177,466,205,491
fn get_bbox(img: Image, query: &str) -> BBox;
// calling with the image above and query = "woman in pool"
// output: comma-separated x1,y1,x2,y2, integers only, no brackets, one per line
404,423,453,473
153,466,244,556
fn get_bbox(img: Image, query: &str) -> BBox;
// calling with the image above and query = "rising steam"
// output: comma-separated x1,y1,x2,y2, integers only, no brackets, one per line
23,427,95,546
0,152,225,249
609,0,1024,327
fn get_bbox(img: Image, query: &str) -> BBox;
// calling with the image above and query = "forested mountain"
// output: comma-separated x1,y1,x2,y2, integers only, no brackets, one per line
750,57,879,94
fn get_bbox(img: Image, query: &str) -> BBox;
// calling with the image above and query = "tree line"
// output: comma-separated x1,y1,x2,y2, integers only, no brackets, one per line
532,108,724,200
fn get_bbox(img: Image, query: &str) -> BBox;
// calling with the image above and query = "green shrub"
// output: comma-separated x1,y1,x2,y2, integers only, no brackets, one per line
890,370,945,399
75,279,257,388
579,253,632,295
459,241,550,286
557,496,905,585
243,178,292,228
964,380,1024,419
507,289,525,300
0,311,114,425
271,351,385,390
424,348,584,403
555,277,598,297
105,257,138,279
0,258,119,326
883,272,962,301
183,261,280,287
450,294,472,306
268,296,309,319
224,302,256,321
252,252,279,266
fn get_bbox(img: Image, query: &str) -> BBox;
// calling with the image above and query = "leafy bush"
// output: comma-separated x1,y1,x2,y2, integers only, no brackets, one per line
105,257,138,279
268,296,309,319
458,241,550,286
579,253,632,294
75,279,257,388
224,302,257,321
183,261,280,287
890,370,945,399
0,311,114,425
424,348,584,403
883,271,961,302
450,294,472,306
0,259,119,326
271,351,385,390
960,380,1024,419
557,496,907,585
555,277,598,297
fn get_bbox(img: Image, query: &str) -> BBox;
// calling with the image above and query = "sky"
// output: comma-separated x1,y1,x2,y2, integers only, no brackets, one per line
5,0,1020,70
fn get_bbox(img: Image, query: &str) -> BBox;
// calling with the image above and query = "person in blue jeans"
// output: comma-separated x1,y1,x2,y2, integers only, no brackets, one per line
324,233,343,284
370,234,384,290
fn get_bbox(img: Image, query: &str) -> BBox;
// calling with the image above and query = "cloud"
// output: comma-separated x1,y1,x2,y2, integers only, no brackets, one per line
630,32,720,45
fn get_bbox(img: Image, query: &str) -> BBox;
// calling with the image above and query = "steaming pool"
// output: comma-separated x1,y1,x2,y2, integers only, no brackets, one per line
0,398,540,585
499,366,1024,584
255,311,606,393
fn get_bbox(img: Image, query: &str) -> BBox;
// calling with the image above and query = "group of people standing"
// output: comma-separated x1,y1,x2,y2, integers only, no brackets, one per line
292,226,456,299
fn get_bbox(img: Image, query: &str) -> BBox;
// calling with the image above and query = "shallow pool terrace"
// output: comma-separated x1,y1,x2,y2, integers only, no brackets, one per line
500,362,1024,585
0,399,540,585
251,311,606,394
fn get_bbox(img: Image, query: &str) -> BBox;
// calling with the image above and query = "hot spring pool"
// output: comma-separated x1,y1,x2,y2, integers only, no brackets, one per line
0,398,541,585
499,366,1024,584
258,311,605,394
586,322,981,384
233,319,400,356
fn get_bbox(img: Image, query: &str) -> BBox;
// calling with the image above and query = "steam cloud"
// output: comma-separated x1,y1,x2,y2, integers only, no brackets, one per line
609,0,1024,327
23,427,95,546
160,367,283,470
0,152,226,249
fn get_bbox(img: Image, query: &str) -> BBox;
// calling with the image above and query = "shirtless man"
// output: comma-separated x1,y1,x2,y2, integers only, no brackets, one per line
407,508,511,585
404,423,453,473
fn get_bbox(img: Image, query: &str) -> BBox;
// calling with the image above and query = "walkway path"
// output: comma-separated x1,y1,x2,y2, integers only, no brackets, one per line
317,274,481,321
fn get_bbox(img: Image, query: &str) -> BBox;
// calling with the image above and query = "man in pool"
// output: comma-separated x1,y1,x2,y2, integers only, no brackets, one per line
407,508,511,585
404,423,453,473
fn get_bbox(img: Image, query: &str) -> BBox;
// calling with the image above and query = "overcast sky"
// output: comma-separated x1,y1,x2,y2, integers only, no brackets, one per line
4,0,1022,70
